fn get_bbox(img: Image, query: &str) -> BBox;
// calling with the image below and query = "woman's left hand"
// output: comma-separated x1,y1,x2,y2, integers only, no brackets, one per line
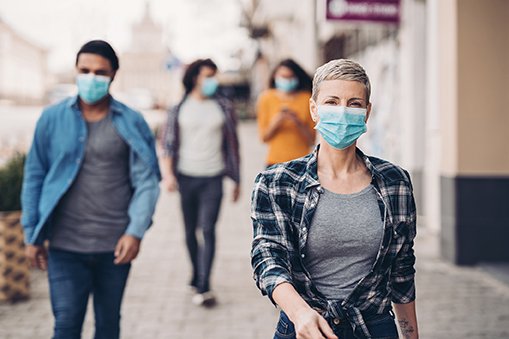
394,301,419,339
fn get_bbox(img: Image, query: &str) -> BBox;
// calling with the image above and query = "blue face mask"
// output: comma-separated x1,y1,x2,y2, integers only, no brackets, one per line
76,74,111,104
275,77,298,93
201,77,219,97
315,105,367,150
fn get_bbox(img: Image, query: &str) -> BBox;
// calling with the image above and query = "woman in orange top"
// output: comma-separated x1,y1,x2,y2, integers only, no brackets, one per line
257,59,316,166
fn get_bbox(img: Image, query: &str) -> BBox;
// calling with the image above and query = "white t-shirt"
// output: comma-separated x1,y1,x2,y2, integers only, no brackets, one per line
177,97,225,177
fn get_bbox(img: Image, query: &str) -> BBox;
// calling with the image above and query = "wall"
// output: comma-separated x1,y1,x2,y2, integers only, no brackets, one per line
439,0,509,264
457,0,509,175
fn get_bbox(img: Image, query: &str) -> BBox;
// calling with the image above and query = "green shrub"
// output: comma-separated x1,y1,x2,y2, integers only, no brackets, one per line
0,153,25,211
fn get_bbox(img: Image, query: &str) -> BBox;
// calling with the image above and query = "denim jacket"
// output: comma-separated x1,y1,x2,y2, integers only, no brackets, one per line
21,96,161,244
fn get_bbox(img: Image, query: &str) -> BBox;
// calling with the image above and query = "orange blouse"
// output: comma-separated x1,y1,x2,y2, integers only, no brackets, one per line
257,89,315,165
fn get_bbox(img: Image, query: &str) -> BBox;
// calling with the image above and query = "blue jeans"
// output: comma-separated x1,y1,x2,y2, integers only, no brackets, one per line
48,249,131,339
274,310,398,339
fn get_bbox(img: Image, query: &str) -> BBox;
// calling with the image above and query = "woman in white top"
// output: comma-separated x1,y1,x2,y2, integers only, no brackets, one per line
162,59,241,306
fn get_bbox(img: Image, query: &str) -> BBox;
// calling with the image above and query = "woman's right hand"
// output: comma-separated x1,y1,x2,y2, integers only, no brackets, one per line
273,283,338,339
292,308,338,339
164,174,178,192
271,110,289,128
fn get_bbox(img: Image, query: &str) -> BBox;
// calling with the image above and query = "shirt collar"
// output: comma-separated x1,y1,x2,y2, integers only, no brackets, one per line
67,95,121,114
356,147,381,180
304,146,320,190
304,144,383,190
67,95,80,111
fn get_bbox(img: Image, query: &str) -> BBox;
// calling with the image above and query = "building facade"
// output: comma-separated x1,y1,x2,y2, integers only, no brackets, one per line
250,0,509,265
0,18,48,104
114,3,182,109
320,0,509,266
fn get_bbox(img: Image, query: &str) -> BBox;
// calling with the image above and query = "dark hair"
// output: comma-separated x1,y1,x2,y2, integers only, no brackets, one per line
269,59,312,92
75,40,119,71
182,58,218,95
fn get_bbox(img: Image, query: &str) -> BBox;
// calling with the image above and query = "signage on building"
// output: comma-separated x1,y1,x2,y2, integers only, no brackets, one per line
326,0,400,24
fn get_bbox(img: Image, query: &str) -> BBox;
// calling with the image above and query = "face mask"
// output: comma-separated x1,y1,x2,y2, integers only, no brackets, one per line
76,74,111,104
275,77,298,93
201,77,219,97
315,105,367,150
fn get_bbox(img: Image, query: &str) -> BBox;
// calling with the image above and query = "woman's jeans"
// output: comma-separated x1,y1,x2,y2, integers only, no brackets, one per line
178,174,223,293
274,310,399,339
47,249,131,339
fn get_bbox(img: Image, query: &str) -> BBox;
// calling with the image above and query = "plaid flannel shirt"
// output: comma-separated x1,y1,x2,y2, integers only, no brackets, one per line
251,146,416,338
162,95,240,183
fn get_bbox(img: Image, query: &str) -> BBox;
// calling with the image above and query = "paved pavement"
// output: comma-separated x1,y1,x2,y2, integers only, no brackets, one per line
1,121,509,338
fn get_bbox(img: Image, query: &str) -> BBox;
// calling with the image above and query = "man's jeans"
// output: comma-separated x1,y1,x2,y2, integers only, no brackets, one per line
274,310,399,339
48,249,131,339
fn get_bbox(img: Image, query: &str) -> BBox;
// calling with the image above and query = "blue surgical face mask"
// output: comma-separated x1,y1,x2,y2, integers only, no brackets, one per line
275,77,298,93
201,77,219,97
315,105,367,150
76,74,111,104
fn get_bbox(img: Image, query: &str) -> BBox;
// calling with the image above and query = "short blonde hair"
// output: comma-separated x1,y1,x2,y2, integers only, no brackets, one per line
312,59,371,102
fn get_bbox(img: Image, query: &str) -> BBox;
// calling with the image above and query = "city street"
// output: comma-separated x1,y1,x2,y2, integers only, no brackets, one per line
0,120,508,338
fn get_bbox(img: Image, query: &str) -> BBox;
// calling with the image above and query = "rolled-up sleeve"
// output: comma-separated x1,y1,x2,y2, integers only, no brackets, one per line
256,94,270,142
125,117,161,239
390,191,417,304
125,150,160,239
250,173,294,305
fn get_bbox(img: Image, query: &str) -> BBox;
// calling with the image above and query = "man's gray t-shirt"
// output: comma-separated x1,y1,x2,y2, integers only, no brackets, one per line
303,185,383,301
50,113,133,253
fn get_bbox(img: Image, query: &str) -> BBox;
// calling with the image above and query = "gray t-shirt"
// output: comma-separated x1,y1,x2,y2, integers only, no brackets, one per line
177,97,225,177
303,185,383,301
50,113,133,253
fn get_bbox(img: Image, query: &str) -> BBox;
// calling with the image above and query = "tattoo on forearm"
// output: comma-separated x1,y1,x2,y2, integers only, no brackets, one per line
398,319,415,339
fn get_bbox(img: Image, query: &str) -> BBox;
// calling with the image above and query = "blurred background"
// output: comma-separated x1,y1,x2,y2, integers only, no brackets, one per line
0,0,508,338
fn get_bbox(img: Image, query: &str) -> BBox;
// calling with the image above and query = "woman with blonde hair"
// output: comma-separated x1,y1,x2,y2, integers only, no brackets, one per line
251,59,418,339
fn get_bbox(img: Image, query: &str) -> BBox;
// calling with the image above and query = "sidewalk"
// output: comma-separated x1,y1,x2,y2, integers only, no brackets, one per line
1,121,508,338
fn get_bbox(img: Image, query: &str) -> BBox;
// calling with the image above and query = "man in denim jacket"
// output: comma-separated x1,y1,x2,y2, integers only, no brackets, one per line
21,40,161,339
